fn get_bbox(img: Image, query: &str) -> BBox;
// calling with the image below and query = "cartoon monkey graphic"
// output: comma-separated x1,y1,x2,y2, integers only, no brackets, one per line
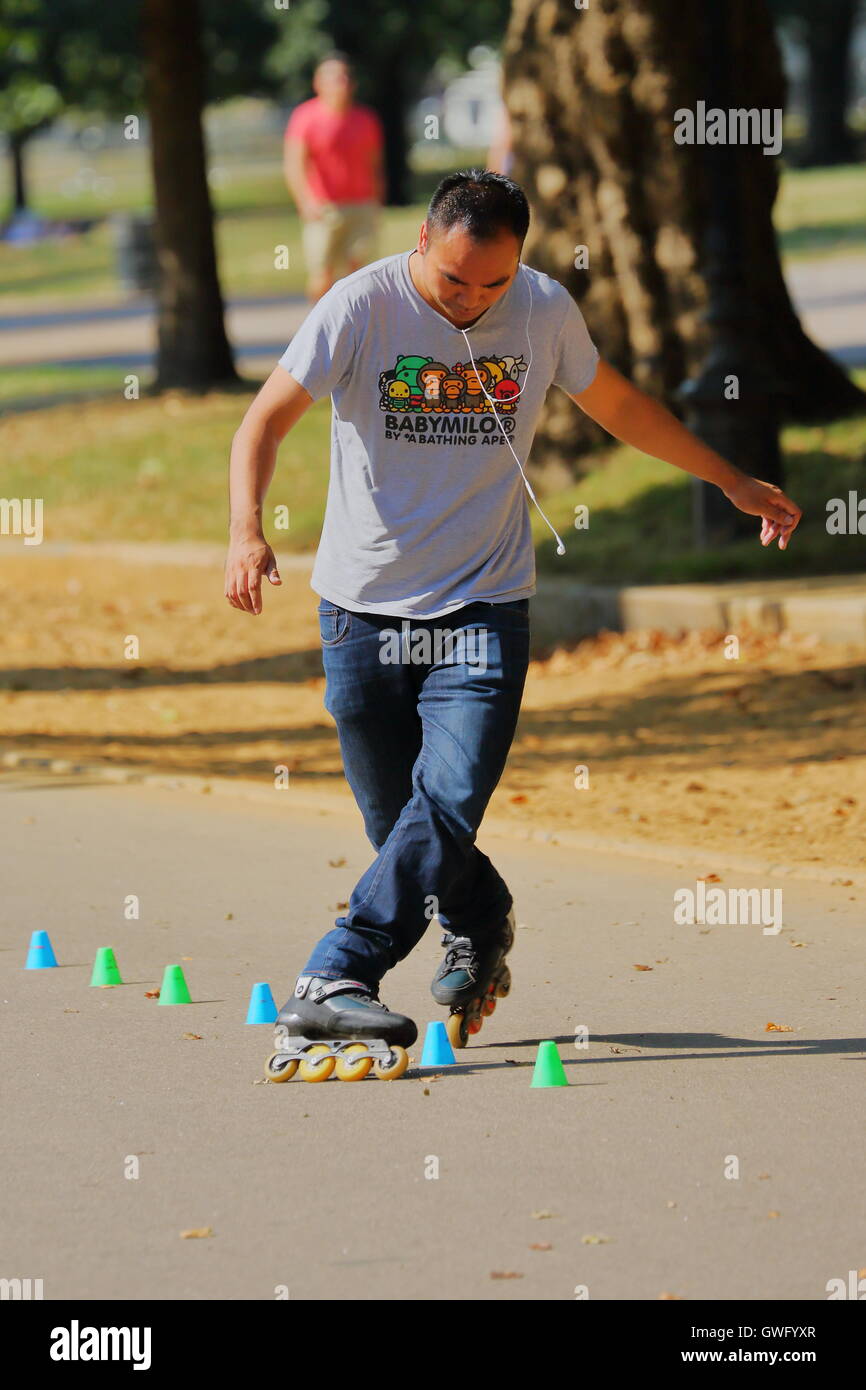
454,360,493,412
439,373,466,411
417,361,450,412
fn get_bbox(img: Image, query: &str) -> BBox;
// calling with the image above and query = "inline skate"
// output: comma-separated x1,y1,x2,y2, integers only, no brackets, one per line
431,907,515,1048
264,974,417,1082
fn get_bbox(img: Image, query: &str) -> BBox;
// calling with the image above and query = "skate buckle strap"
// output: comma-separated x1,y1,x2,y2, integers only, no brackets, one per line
309,978,376,1003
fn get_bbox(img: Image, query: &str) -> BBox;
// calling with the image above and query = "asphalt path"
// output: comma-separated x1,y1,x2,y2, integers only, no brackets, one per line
1,771,863,1300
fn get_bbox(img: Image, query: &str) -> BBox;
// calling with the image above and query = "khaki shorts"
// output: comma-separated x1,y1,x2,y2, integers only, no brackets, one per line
302,200,379,277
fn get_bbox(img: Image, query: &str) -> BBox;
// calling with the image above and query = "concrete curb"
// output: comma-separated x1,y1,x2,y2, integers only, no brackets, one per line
3,748,863,891
530,574,866,646
4,542,864,644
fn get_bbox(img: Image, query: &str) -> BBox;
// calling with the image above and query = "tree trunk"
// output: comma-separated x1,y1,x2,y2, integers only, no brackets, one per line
371,60,410,206
801,0,857,167
326,15,410,206
140,0,238,391
503,0,865,484
10,133,27,213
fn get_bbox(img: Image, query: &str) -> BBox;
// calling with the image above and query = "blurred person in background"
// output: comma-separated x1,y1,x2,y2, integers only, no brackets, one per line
284,51,386,301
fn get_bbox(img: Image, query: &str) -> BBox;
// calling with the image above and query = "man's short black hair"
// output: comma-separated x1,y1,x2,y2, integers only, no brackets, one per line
426,168,530,245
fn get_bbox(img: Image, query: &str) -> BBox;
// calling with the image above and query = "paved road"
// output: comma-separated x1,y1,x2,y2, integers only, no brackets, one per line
1,771,862,1300
2,256,865,371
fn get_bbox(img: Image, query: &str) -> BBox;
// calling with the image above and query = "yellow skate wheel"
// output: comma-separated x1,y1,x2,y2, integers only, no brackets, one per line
446,1011,469,1049
495,971,511,998
334,1044,373,1081
298,1044,336,1082
264,1053,299,1083
373,1046,409,1080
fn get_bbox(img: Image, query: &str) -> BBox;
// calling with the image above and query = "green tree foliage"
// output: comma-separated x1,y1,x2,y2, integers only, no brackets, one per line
0,0,284,211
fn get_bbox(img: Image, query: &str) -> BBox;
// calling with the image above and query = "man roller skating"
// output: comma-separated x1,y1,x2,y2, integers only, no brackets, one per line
225,169,801,1082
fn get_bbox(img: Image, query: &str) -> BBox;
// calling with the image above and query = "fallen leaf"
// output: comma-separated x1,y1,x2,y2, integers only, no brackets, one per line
145,989,160,999
63,1009,79,1014
224,912,234,920
666,1200,677,1208
328,857,346,867
633,964,653,971
765,1022,794,1032
697,872,722,883
529,1242,553,1251
509,794,528,804
183,1032,203,1041
490,1270,523,1279
767,1210,780,1219
685,781,705,792
789,941,807,948
581,1234,612,1245
757,1173,771,1180
659,1291,684,1300
180,1227,213,1239
531,1210,557,1219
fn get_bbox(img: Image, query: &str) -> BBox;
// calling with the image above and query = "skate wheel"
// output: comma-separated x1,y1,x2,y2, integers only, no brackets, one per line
264,1052,299,1083
495,968,511,998
446,1011,469,1050
482,994,497,1016
373,1046,409,1080
298,1044,336,1082
334,1043,373,1081
467,1013,484,1034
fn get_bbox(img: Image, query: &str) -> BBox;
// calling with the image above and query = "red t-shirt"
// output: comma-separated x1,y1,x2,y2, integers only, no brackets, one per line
285,98,383,204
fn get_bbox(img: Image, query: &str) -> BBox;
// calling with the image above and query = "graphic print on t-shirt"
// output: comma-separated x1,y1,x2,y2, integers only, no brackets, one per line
378,350,527,446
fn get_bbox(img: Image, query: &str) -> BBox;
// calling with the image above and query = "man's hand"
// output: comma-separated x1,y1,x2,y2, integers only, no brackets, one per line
570,361,804,550
225,535,281,615
722,474,802,550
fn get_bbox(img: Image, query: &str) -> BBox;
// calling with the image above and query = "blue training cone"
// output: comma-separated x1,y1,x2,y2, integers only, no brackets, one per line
25,930,58,970
246,981,278,1025
420,1020,456,1067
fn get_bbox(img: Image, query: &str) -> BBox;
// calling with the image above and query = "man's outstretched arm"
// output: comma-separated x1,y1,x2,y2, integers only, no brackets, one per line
570,359,802,548
225,368,313,615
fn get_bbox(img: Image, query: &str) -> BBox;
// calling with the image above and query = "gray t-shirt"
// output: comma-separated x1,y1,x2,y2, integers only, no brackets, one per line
277,249,598,618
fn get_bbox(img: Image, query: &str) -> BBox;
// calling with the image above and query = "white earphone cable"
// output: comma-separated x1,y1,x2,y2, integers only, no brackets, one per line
456,267,567,556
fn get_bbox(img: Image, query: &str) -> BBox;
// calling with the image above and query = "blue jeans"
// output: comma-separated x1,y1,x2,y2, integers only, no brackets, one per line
302,596,531,986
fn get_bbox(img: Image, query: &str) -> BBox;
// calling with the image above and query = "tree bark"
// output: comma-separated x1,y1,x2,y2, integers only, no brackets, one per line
503,0,865,483
801,0,857,167
10,133,27,213
140,0,238,391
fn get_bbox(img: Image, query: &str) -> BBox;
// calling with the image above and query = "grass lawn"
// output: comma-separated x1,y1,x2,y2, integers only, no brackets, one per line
775,163,866,262
4,367,864,585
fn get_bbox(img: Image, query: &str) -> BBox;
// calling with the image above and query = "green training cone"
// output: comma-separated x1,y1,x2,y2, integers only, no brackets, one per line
157,963,191,1005
90,947,123,987
530,1040,569,1088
